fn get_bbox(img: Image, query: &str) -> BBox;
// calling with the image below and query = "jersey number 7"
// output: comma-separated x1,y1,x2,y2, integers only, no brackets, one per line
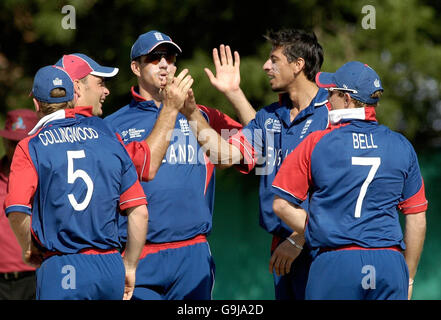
67,150,94,211
351,157,381,218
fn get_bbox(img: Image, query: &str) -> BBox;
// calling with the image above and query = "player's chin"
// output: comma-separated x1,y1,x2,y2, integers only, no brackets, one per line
92,104,103,117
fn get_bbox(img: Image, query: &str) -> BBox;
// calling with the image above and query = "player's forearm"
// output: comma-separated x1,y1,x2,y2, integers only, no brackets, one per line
8,212,32,253
403,211,426,281
224,88,256,126
185,109,243,167
145,105,179,179
124,205,149,270
273,196,307,234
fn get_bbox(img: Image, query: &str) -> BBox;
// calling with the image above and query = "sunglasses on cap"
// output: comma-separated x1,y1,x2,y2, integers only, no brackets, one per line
144,51,177,65
327,87,358,94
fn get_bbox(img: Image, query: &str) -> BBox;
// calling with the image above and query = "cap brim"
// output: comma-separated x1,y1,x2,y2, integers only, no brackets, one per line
0,130,28,141
315,72,337,88
90,66,119,78
132,41,182,60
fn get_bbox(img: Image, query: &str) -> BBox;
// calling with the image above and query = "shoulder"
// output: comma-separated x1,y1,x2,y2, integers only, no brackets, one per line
104,104,131,125
253,102,282,123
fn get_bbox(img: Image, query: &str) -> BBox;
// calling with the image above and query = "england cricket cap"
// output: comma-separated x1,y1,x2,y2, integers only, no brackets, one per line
32,65,74,103
130,30,182,60
0,109,39,141
316,61,384,104
55,53,119,80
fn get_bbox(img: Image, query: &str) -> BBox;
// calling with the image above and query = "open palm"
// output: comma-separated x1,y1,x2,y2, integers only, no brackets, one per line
204,44,240,93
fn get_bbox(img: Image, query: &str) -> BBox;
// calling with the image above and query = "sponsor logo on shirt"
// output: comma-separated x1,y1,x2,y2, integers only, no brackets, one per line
121,128,146,141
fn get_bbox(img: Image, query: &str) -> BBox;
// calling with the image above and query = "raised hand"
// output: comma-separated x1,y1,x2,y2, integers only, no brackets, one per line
204,44,241,94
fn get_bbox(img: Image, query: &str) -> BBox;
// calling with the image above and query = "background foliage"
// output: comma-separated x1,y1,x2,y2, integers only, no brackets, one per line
0,0,440,299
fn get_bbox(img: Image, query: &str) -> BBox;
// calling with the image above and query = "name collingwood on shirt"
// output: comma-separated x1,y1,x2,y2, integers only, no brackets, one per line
38,127,99,146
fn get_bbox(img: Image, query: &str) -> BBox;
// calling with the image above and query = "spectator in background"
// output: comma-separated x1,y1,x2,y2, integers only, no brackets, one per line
0,109,38,300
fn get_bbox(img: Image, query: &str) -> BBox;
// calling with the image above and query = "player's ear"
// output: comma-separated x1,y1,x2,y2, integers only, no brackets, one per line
344,93,352,108
131,60,141,77
32,98,40,112
293,57,305,74
73,79,82,98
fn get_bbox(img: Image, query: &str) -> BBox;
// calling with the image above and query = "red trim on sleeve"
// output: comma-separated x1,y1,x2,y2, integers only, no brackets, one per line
4,138,38,212
203,154,215,195
119,133,151,182
119,181,147,212
197,105,242,134
228,129,256,174
398,180,428,214
272,128,334,201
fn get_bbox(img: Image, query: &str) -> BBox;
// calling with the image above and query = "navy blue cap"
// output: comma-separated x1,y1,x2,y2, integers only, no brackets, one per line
316,61,384,104
130,30,182,60
32,66,74,103
55,53,119,80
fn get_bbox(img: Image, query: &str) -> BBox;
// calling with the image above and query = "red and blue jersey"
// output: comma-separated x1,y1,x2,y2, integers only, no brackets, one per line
272,106,428,250
104,87,242,243
229,88,329,239
4,106,147,254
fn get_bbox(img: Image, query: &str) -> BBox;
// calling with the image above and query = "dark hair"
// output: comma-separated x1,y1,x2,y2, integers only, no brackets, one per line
264,29,324,81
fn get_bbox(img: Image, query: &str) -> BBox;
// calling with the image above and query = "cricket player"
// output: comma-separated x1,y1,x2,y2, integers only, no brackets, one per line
104,30,242,300
272,61,427,300
5,65,149,300
183,29,329,299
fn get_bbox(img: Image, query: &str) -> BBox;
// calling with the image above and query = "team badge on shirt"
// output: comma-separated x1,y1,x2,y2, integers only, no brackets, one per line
264,118,281,133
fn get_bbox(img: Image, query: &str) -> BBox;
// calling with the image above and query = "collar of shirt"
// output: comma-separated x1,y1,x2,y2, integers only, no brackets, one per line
275,88,328,127
328,106,377,125
130,86,162,111
28,106,94,135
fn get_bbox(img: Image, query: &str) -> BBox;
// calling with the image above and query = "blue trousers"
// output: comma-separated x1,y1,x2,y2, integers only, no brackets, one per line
306,248,409,300
36,252,125,300
132,237,215,300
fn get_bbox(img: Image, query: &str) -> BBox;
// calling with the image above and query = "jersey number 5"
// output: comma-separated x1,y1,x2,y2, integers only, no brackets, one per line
351,157,381,218
67,150,94,211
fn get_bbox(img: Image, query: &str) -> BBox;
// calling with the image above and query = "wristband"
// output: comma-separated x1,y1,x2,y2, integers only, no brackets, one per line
409,279,414,286
286,237,303,250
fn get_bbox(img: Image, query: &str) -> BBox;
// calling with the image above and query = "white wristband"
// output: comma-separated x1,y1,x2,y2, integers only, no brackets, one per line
409,279,414,286
286,237,303,250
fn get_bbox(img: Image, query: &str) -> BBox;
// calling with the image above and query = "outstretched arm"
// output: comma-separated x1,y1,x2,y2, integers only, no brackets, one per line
204,45,256,126
145,66,194,179
181,89,243,169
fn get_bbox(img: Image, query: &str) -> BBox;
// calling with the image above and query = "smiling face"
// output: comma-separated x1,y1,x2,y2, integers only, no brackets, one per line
74,75,109,116
262,46,298,93
131,44,177,93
